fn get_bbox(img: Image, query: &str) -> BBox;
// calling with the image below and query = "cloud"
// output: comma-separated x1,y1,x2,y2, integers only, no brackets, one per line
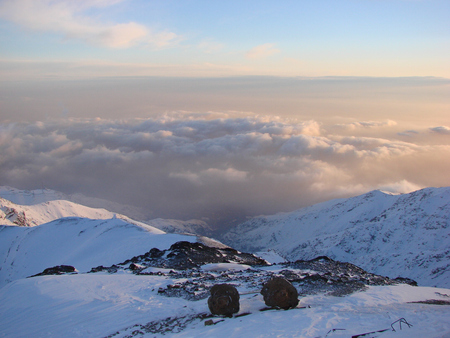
335,120,398,131
1,113,449,226
430,126,450,135
0,0,179,48
377,180,423,194
245,43,280,59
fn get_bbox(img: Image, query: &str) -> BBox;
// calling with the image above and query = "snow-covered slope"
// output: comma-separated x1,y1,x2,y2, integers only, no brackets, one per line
1,186,449,337
0,186,149,220
147,218,213,236
222,187,450,288
0,217,196,287
0,186,212,235
1,271,449,337
0,197,118,227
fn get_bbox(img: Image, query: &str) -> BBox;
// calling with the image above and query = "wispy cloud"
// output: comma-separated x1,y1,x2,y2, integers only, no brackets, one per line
0,0,179,48
245,43,280,59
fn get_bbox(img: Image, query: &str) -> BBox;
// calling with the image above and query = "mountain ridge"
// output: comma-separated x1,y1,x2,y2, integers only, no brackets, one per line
221,187,450,287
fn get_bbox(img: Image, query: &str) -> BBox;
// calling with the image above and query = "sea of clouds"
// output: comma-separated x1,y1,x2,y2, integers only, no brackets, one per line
1,112,449,226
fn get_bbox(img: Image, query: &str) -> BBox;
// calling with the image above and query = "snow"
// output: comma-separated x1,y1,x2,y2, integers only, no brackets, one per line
1,186,449,337
0,271,449,338
222,187,450,288
201,263,252,272
0,217,196,287
0,197,117,226
255,250,287,264
0,186,149,220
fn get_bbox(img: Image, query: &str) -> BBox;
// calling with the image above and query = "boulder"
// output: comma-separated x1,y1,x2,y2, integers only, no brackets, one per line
207,284,240,317
261,277,299,309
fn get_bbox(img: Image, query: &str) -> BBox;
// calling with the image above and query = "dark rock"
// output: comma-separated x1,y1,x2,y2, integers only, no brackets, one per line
129,263,142,271
261,277,299,309
108,241,269,271
207,284,240,317
394,277,418,286
88,265,118,273
29,265,76,278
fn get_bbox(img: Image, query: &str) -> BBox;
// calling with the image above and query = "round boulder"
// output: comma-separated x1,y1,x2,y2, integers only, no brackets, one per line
207,284,240,317
261,277,299,310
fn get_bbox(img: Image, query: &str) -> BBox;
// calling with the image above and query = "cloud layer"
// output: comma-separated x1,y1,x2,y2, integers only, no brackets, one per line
1,113,449,226
0,0,179,48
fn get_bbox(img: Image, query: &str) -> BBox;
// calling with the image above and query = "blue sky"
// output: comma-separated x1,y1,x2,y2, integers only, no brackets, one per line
0,0,449,79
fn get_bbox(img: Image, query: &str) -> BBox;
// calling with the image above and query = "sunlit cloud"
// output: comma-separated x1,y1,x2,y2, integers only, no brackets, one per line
0,0,179,48
335,120,398,130
1,113,449,225
245,43,280,59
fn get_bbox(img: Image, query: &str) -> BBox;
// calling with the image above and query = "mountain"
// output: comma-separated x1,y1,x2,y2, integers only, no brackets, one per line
221,187,450,288
0,186,213,236
1,187,449,337
0,186,149,220
0,216,204,287
0,221,449,337
0,196,117,227
146,218,213,237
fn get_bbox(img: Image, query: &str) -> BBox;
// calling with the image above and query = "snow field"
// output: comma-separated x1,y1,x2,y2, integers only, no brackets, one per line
1,272,449,338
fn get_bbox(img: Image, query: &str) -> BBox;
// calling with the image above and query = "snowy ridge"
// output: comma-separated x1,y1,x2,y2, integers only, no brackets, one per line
0,197,117,227
0,186,149,220
222,187,450,288
0,186,213,235
0,217,197,287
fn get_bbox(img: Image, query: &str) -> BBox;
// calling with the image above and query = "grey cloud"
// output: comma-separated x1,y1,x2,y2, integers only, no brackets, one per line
1,114,449,228
430,126,450,135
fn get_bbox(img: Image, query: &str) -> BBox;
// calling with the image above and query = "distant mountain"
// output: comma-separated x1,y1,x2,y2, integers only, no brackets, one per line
0,186,149,220
146,218,213,237
0,197,116,227
0,186,213,236
221,187,450,288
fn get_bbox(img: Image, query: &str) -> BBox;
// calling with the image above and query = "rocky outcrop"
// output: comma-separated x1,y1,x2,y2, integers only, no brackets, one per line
29,265,77,278
118,241,269,270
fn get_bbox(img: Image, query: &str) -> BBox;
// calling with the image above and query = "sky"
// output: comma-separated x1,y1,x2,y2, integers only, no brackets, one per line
0,0,449,226
0,0,449,78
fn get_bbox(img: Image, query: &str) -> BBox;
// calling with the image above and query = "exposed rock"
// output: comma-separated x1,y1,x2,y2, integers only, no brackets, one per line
87,242,417,301
29,265,76,278
119,241,269,270
261,277,299,309
208,284,240,317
